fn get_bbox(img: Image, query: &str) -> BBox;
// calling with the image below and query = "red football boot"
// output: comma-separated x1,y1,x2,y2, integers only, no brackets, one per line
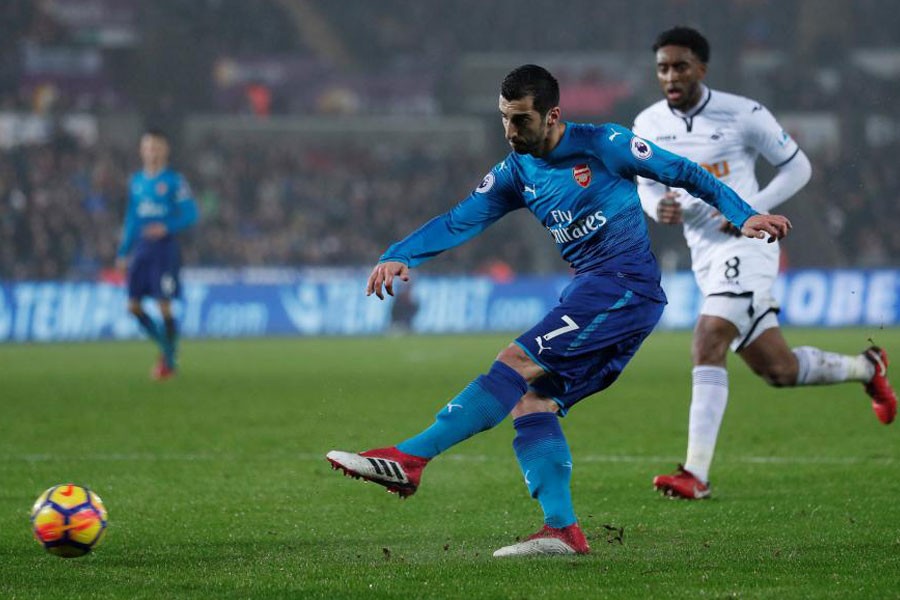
653,464,711,499
493,523,590,557
326,447,429,498
151,356,176,381
863,346,897,425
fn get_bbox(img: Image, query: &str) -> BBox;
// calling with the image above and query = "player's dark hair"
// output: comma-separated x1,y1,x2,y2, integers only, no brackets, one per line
142,127,169,140
653,27,710,64
501,65,560,116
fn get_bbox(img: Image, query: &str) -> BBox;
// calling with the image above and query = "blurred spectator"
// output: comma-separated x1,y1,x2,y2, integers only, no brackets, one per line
1,0,899,279
1,129,896,281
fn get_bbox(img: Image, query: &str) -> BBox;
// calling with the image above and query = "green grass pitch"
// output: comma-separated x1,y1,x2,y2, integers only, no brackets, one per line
1,328,898,599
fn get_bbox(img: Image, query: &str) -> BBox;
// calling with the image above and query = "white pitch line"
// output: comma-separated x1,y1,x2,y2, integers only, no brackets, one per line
0,452,893,466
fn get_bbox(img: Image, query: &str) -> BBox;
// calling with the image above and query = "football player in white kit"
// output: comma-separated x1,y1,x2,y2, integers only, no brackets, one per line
634,27,897,499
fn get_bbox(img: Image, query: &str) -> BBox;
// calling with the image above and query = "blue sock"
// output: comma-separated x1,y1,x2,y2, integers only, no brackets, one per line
397,361,528,459
134,311,164,349
513,412,576,529
163,316,178,368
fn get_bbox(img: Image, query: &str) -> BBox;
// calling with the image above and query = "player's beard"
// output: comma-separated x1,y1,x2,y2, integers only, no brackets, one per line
510,126,547,156
510,140,535,155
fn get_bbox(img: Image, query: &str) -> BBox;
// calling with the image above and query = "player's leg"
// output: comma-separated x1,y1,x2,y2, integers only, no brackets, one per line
125,254,167,355
492,391,588,557
654,299,741,498
510,393,572,529
128,298,164,348
654,314,734,498
158,298,178,371
396,345,539,458
495,277,664,556
685,315,734,483
739,328,896,424
149,241,182,378
327,346,536,496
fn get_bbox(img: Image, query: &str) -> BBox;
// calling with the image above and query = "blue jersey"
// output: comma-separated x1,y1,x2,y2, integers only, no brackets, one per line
380,122,757,301
117,168,198,258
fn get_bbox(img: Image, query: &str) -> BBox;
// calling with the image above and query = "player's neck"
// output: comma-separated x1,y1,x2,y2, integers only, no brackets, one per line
143,165,166,178
684,88,704,111
535,122,566,158
670,85,708,115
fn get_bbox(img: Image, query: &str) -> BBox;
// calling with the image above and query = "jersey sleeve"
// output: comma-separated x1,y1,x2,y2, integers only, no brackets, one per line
379,160,523,267
741,102,800,167
164,173,199,234
116,179,139,257
598,123,757,228
631,116,668,222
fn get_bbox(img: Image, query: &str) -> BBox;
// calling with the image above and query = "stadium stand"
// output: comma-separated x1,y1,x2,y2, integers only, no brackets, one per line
0,0,897,279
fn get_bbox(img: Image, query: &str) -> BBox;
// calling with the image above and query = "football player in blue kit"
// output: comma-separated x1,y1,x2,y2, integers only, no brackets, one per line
327,65,791,557
115,129,198,380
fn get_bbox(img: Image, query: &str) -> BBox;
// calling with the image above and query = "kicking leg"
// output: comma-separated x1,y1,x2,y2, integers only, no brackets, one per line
327,343,537,497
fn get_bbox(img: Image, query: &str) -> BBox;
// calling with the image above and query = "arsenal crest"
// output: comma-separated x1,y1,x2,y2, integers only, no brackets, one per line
572,164,592,188
155,181,169,195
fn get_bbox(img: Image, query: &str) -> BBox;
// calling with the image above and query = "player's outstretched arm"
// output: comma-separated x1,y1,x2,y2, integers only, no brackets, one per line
740,214,792,243
367,261,410,300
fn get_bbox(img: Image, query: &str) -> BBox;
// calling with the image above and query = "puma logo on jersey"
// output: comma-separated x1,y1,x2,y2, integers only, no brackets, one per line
534,315,579,355
523,184,537,197
608,131,623,141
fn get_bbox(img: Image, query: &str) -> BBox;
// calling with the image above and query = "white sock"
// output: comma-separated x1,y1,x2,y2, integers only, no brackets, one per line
684,366,728,484
792,346,874,385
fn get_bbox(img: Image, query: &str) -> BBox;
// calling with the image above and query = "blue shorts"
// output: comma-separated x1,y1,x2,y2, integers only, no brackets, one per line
514,274,665,414
127,237,181,301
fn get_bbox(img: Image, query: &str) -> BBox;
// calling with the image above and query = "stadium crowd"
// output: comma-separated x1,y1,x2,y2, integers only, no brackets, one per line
1,0,898,279
0,134,542,279
0,131,896,280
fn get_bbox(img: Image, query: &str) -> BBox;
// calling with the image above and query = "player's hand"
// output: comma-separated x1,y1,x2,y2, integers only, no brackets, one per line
657,192,683,224
142,223,168,239
114,257,127,274
366,261,410,300
740,214,792,243
718,219,742,237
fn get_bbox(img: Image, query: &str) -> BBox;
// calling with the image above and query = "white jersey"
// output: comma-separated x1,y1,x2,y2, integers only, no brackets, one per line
634,86,800,296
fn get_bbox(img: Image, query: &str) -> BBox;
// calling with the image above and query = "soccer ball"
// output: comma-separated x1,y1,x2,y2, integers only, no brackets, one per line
31,484,108,558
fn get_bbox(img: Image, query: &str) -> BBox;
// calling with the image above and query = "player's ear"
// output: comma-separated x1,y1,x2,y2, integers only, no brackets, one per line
546,106,561,126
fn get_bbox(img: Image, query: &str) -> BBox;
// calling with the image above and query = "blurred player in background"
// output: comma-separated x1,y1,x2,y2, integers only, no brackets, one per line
634,27,897,500
115,129,198,380
327,64,791,557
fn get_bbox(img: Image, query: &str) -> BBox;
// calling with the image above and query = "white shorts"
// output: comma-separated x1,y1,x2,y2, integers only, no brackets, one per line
700,291,780,352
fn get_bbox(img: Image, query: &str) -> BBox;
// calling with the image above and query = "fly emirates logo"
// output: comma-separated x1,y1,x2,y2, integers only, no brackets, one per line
546,209,607,244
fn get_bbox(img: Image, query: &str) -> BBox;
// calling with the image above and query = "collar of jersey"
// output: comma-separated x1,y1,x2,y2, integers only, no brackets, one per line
668,85,711,119
142,167,169,179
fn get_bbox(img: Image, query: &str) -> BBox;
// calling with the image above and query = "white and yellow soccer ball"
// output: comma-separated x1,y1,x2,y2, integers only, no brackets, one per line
31,484,108,558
